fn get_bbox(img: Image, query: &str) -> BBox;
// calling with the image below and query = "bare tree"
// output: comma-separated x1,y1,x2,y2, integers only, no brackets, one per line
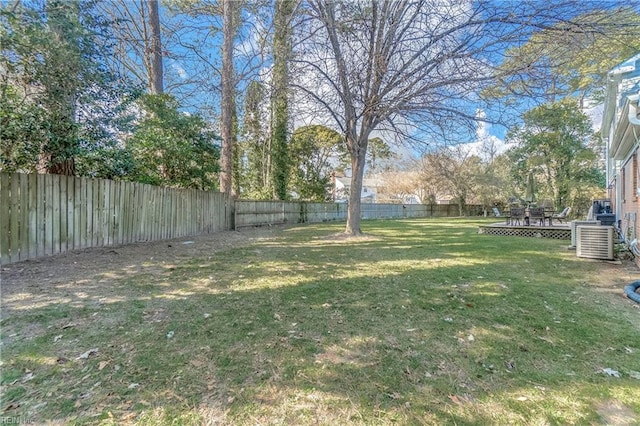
97,0,164,94
376,170,425,204
293,0,616,235
148,0,164,94
219,0,238,196
167,0,274,195
421,147,481,216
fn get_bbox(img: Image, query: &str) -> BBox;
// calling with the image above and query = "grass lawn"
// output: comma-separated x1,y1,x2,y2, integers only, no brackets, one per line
1,218,639,425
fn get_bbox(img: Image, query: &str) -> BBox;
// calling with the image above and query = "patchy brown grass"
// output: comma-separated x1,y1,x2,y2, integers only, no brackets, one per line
1,218,639,425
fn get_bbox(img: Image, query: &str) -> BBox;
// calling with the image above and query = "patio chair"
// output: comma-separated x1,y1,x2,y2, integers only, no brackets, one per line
508,207,525,226
552,207,571,223
528,207,545,226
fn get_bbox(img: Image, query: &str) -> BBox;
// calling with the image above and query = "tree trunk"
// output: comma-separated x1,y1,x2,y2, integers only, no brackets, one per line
49,158,75,176
345,131,370,235
346,153,365,235
45,0,79,176
270,0,294,200
147,0,163,94
232,96,241,197
219,0,235,196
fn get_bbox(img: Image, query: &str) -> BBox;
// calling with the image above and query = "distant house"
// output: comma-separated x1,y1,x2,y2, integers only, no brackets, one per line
332,175,381,203
601,53,640,252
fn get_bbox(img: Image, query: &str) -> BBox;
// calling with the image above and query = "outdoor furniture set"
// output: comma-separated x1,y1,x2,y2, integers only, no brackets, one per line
504,206,557,227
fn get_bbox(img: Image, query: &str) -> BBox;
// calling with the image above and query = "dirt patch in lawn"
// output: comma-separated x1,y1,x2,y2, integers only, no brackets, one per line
584,257,640,299
0,226,286,320
2,231,639,323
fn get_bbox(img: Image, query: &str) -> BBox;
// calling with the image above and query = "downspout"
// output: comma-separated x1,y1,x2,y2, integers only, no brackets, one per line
628,93,640,127
632,95,640,200
602,73,619,189
628,93,640,239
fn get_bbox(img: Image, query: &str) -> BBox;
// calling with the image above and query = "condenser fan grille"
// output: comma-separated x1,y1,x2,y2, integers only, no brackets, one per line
576,226,614,260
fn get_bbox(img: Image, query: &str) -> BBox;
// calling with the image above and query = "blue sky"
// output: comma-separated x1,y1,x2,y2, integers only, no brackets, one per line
127,1,633,159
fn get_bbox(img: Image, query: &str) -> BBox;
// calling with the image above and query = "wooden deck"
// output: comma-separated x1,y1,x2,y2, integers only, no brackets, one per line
478,221,571,239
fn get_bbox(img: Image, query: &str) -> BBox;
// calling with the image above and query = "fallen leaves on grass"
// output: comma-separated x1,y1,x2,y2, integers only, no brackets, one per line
448,394,474,405
602,368,621,378
76,348,99,360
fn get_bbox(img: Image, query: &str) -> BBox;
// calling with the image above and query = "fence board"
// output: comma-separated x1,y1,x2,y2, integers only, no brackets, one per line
59,176,68,253
16,175,26,261
0,174,11,264
176,190,183,237
35,174,44,256
44,174,53,256
136,184,143,241
155,187,162,240
51,175,61,255
152,185,159,239
170,189,177,237
147,186,154,241
28,174,38,259
160,187,167,240
73,177,81,249
121,182,129,244
139,184,148,241
97,179,105,247
104,179,112,246
64,176,73,252
111,180,118,245
82,177,90,248
188,189,195,236
130,182,138,243
8,174,20,262
84,178,92,249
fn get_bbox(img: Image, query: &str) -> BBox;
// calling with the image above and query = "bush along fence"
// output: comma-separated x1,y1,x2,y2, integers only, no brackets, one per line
1,173,483,264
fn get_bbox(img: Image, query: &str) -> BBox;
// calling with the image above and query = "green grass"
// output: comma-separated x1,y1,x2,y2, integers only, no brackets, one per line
1,218,639,425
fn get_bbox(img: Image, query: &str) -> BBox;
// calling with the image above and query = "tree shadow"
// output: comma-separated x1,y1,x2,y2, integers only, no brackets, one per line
1,219,638,424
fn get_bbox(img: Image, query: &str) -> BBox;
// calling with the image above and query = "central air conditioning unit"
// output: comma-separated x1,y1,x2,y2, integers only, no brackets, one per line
576,225,614,260
570,220,600,248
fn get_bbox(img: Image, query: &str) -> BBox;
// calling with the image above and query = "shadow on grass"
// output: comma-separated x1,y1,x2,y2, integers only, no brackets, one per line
1,218,639,424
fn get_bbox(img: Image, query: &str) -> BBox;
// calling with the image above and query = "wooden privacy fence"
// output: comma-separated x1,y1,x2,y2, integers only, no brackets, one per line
0,173,232,264
234,201,349,228
235,200,482,228
1,172,483,264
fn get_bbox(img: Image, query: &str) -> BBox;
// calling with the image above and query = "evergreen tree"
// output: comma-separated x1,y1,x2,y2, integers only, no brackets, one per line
506,99,603,212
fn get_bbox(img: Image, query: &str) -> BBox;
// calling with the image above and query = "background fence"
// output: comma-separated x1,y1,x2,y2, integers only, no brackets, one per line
234,200,481,227
1,173,482,264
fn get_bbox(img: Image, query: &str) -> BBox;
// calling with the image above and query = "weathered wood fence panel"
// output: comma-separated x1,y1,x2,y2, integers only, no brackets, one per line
1,173,483,264
303,202,348,222
235,200,481,228
0,173,232,265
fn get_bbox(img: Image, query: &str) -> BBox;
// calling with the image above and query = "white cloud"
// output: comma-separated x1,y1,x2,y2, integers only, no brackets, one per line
460,110,512,160
584,102,604,132
170,60,188,80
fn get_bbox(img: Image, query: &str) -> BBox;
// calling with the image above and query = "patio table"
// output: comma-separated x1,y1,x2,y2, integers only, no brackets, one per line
544,208,555,226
